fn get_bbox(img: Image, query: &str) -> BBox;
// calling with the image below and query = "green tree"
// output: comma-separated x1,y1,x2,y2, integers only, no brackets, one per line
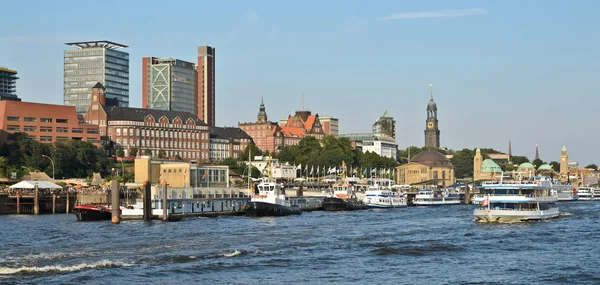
532,158,544,168
144,149,152,156
294,136,322,166
175,154,184,161
398,146,423,163
240,144,261,162
277,147,295,164
116,146,125,158
0,156,7,177
449,148,476,179
549,161,560,172
511,155,530,165
158,149,167,159
130,146,138,158
585,164,598,170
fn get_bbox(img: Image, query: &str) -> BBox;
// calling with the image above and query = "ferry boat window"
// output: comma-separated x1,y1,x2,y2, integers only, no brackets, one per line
270,186,275,191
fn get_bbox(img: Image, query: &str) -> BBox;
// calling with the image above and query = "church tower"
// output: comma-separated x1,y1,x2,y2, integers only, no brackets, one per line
473,148,483,180
257,97,268,123
424,83,440,148
560,145,569,175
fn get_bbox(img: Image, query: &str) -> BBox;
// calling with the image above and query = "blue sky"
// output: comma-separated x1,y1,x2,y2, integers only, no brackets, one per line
1,0,599,165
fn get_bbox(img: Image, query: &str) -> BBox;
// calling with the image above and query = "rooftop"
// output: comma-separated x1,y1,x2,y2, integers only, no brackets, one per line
65,40,128,50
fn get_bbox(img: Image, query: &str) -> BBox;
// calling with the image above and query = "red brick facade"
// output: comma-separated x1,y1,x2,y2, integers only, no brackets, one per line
84,83,211,161
0,100,101,146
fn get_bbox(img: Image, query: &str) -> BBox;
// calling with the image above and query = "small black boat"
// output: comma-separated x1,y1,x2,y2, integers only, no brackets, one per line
322,197,368,211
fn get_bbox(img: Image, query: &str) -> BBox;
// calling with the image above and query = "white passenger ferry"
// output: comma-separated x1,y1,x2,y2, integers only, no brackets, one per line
473,178,559,223
362,179,406,208
414,189,461,206
577,187,594,201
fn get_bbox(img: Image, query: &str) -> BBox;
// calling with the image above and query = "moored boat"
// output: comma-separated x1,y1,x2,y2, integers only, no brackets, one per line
322,162,368,211
362,179,406,208
73,203,112,221
246,159,301,217
473,177,559,223
577,187,594,201
414,189,461,206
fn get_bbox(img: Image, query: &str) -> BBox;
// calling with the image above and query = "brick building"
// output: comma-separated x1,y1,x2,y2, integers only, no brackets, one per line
239,99,325,153
0,100,101,146
84,83,210,161
209,127,253,162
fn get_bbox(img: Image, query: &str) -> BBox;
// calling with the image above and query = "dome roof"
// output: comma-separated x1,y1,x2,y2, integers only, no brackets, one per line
481,159,502,173
538,164,552,171
427,99,437,110
518,162,535,169
411,150,452,167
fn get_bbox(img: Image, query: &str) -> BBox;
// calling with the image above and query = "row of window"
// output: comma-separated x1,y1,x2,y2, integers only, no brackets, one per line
7,116,57,123
26,136,95,143
6,125,97,133
113,128,208,140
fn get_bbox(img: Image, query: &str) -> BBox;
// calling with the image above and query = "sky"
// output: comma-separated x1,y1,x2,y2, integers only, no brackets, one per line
1,0,599,165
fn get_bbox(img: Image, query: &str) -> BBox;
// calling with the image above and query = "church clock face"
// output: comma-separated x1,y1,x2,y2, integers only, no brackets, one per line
427,122,434,129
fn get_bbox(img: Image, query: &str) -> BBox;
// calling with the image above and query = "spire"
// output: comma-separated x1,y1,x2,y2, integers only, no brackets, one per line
508,139,512,157
562,145,567,153
535,144,539,160
427,83,437,111
257,97,267,122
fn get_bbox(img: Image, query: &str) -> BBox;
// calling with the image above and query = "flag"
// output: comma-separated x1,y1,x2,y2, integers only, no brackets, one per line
310,166,314,176
362,168,366,177
202,171,208,179
296,164,302,170
317,166,320,175
481,196,489,207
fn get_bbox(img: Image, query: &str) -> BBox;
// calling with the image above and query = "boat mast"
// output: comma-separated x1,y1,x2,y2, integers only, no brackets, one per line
248,147,251,197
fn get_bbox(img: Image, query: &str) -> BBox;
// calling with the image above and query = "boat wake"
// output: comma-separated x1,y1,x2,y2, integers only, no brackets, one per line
216,250,244,258
0,260,133,275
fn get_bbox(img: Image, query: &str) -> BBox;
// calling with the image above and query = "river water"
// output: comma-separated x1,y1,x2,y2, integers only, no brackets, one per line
1,202,599,284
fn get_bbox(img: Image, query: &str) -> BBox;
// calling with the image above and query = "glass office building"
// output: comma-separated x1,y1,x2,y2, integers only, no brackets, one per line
64,41,129,114
0,67,20,101
143,58,198,115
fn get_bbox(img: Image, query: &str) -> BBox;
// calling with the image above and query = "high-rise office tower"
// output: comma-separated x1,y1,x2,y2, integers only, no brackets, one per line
197,46,215,126
64,40,129,114
142,57,198,115
0,67,20,101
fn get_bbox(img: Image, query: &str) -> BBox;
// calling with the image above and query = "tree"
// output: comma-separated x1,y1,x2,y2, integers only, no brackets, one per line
158,149,167,159
449,148,476,179
130,146,138,158
532,158,544,168
0,156,7,177
240,144,261,162
116,146,125,158
398,146,423,163
144,149,152,156
549,161,560,172
585,164,598,170
175,154,184,161
511,156,530,165
277,147,295,164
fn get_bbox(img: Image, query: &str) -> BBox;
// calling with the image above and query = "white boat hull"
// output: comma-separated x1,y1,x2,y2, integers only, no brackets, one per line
473,208,560,223
415,199,461,206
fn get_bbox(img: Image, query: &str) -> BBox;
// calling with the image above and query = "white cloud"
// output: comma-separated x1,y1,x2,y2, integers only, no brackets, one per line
377,8,487,20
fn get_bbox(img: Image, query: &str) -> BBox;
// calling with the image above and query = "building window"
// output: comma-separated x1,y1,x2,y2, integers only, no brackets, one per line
40,118,52,123
88,129,99,134
116,129,121,136
24,126,36,132
72,128,84,133
56,136,68,142
7,116,19,121
57,127,68,133
40,136,53,142
40,126,53,132
7,125,19,131
24,117,36,122
129,129,133,136
99,129,104,135
56,119,69,123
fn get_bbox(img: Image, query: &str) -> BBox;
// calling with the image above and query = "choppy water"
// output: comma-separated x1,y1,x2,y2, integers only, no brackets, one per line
1,202,599,284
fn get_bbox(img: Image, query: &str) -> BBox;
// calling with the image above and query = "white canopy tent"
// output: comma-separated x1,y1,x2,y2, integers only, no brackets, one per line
9,181,63,190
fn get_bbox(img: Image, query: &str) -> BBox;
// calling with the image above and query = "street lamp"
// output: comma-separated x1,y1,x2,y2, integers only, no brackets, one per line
42,155,55,180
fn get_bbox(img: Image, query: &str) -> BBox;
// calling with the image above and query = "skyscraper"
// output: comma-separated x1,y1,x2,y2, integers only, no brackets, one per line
64,40,129,114
197,46,215,126
142,57,198,115
373,110,395,140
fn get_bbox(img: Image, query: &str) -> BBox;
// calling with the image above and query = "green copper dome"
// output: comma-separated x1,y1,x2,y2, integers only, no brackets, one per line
518,162,535,169
481,159,502,173
562,145,567,152
538,164,552,171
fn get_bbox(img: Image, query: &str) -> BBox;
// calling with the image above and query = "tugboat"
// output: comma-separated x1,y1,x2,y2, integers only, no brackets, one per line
73,203,112,221
322,162,368,211
246,158,301,217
